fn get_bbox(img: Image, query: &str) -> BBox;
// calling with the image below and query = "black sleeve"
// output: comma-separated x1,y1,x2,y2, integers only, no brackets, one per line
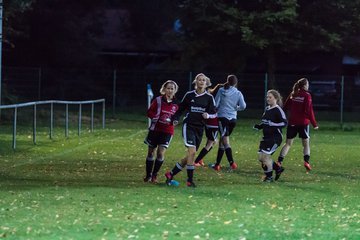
172,92,189,121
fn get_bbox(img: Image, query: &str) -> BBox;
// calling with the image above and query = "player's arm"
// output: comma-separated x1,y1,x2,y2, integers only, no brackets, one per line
147,98,158,119
236,91,246,111
305,94,318,128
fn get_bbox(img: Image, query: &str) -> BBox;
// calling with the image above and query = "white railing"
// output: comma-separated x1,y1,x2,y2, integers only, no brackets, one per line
0,99,106,149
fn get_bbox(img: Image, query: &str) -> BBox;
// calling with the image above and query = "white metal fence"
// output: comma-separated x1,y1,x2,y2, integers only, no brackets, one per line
0,99,105,149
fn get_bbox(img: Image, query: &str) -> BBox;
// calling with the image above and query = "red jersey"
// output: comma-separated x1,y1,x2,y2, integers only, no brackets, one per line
147,96,179,135
283,89,318,127
205,114,219,129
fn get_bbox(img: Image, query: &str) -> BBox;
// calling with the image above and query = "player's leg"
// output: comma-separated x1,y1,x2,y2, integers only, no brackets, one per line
151,147,165,183
223,119,237,169
143,131,157,182
144,147,156,182
300,125,311,171
302,138,311,171
277,125,297,165
260,153,274,182
151,134,172,183
195,128,217,166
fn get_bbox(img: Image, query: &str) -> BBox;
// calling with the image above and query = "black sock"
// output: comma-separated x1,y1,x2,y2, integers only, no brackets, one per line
225,147,234,165
304,155,310,163
195,148,209,163
265,170,273,178
145,157,154,177
216,148,225,165
170,162,183,177
261,163,268,171
186,165,195,183
273,161,280,171
152,158,164,177
278,156,284,163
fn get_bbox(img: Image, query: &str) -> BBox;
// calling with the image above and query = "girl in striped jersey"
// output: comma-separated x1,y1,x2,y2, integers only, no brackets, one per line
166,73,216,187
143,80,179,183
254,89,287,182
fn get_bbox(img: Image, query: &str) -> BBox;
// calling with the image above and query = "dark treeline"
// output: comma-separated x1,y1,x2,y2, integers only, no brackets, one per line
4,0,360,82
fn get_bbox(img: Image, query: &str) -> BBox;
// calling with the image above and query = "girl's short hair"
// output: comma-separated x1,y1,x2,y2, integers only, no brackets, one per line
160,80,179,95
192,73,212,89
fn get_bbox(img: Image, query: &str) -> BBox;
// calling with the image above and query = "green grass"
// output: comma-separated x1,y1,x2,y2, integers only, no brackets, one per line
0,117,359,239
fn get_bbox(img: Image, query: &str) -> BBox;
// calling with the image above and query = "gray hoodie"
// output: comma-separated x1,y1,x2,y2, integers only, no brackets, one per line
215,86,246,120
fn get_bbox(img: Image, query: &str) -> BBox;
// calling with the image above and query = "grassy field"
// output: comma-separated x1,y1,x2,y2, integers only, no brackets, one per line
0,116,359,240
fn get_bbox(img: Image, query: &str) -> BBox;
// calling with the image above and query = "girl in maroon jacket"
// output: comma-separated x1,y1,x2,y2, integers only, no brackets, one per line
143,80,179,183
277,78,319,173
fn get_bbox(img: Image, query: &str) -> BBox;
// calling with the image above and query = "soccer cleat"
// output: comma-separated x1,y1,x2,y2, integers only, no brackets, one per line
209,163,221,171
274,166,285,181
230,162,238,170
186,181,196,188
194,159,205,167
165,171,173,186
263,176,274,183
304,161,312,172
151,175,158,184
143,176,151,182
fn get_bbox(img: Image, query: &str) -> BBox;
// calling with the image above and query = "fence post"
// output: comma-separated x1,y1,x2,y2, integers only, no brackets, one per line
78,104,82,136
65,104,69,138
91,103,94,132
50,102,54,139
340,76,344,126
113,69,116,117
264,73,268,108
38,67,42,100
33,104,37,144
102,100,106,129
13,107,17,149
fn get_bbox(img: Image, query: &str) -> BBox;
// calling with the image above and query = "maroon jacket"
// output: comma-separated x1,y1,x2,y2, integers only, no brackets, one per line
283,89,318,128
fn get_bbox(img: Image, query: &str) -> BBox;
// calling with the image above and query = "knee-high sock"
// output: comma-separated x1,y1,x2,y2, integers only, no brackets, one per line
195,147,211,163
152,158,164,176
170,162,183,177
145,157,154,177
216,147,225,165
225,147,234,165
186,165,195,183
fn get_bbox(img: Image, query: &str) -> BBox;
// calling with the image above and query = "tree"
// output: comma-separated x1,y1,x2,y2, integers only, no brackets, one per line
176,0,360,86
4,0,106,67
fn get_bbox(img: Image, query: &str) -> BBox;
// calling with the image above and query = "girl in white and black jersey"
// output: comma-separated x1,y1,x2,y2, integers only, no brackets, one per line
254,89,287,182
166,73,216,187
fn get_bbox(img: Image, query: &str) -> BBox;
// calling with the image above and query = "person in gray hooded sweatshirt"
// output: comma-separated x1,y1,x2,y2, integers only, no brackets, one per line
209,75,246,171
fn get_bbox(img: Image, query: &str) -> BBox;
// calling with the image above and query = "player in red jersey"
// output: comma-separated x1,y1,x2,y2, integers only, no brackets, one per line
143,80,179,183
277,78,319,173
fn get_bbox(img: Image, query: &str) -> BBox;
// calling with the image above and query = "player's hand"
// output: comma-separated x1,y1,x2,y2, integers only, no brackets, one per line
314,126,319,130
202,113,209,119
253,124,262,130
173,120,179,126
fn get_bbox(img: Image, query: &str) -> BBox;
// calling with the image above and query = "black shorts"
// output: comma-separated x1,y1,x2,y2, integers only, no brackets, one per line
205,127,218,141
258,135,282,155
144,130,173,148
182,123,204,150
286,125,310,139
219,118,236,137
